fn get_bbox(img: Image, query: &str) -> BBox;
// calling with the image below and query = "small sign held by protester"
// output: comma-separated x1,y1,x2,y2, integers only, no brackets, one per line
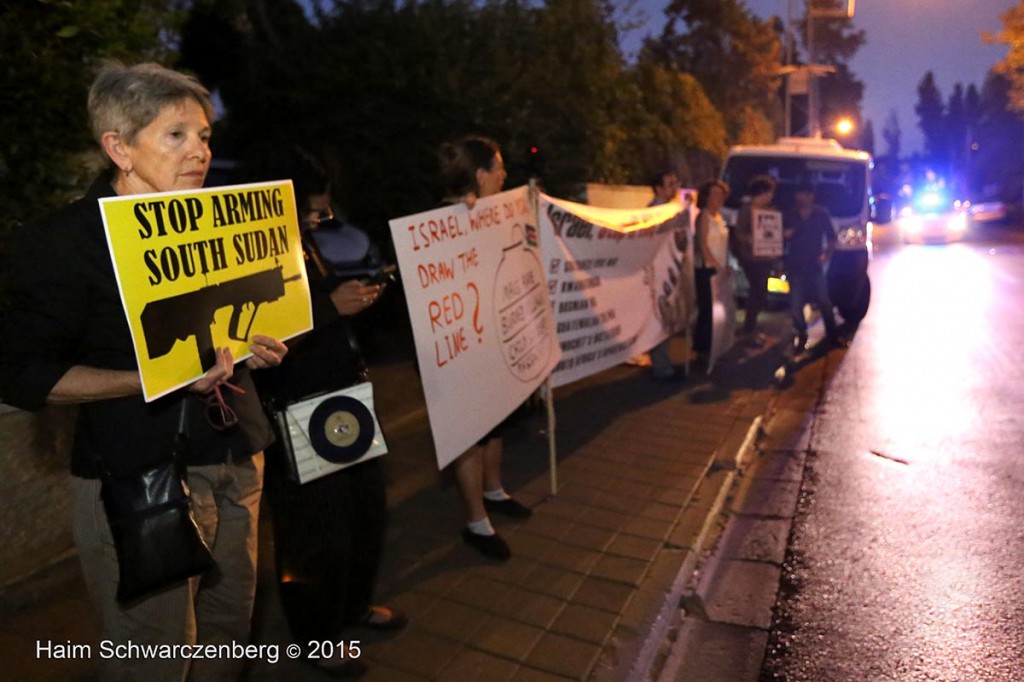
752,207,784,258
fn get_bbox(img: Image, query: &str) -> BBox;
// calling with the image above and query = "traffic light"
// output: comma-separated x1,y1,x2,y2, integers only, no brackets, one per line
527,145,546,178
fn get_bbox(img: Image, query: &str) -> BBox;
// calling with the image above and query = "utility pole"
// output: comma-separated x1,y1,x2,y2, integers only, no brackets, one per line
787,0,854,138
785,0,794,137
808,2,818,136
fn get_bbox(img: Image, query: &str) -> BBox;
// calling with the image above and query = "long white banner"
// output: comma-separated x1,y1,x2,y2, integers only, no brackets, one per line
389,186,560,469
538,193,694,388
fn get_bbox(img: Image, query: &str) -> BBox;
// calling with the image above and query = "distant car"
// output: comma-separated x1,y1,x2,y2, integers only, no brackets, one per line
868,192,901,247
968,201,1013,225
899,187,970,243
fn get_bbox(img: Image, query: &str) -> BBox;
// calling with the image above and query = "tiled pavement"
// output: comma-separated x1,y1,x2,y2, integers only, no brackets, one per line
247,326,790,681
1,315,795,681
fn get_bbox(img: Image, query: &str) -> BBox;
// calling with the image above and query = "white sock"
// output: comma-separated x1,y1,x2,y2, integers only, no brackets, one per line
467,518,495,536
483,488,511,502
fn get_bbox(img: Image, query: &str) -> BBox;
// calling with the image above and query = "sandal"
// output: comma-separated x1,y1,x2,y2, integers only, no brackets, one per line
359,604,408,631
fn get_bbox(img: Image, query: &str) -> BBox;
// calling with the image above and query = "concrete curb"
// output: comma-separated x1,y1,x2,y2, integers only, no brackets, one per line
649,345,834,682
627,414,764,681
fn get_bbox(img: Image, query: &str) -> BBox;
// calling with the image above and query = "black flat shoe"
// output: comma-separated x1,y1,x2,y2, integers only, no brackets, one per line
741,332,766,348
462,529,511,561
651,367,686,383
359,605,408,631
828,334,850,349
483,496,533,518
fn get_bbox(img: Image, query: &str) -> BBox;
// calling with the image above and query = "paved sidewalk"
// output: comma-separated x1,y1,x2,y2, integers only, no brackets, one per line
0,314,795,681
247,322,791,681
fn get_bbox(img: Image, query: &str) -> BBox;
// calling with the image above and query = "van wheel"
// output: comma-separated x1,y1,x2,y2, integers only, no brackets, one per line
836,277,871,323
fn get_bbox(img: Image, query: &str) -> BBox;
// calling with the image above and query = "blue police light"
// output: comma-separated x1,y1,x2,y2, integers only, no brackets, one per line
917,189,945,211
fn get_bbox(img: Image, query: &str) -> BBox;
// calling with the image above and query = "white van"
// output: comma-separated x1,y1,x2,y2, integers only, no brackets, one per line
720,137,890,323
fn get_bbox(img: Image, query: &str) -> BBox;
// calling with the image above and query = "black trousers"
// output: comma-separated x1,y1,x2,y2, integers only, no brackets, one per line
739,259,773,334
693,266,715,353
264,445,388,645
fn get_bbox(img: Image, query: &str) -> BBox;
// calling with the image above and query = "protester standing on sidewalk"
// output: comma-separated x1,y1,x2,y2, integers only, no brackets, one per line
437,135,532,562
0,62,287,681
646,169,688,381
257,149,405,679
782,181,847,351
693,180,731,364
730,175,777,345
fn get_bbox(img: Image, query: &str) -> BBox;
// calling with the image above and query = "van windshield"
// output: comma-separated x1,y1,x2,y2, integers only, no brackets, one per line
722,156,867,219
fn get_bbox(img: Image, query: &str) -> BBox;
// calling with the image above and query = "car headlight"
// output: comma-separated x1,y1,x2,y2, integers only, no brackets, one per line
903,215,922,233
948,212,967,232
837,226,867,248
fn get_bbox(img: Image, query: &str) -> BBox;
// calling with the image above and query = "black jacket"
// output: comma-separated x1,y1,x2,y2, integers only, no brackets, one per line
0,176,273,477
255,231,367,408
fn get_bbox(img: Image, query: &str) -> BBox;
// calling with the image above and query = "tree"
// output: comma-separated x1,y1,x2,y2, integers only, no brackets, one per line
985,2,1024,112
626,59,727,182
498,0,640,188
973,71,1024,202
0,0,185,302
650,0,782,142
915,71,946,169
859,119,874,156
193,0,652,232
946,82,969,188
882,109,901,161
965,83,983,135
982,2,1024,202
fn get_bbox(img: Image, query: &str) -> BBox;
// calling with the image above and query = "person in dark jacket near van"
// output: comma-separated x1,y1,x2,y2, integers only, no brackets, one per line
782,181,848,352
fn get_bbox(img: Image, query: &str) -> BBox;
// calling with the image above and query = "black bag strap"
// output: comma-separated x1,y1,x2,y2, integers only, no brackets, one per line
300,229,369,384
173,397,190,466
93,398,189,478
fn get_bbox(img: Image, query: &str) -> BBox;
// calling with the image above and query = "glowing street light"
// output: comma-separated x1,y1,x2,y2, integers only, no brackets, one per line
796,0,856,137
809,0,855,19
835,118,855,136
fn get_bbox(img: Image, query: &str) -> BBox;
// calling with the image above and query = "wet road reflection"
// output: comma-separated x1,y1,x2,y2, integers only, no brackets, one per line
762,238,1024,681
869,244,997,455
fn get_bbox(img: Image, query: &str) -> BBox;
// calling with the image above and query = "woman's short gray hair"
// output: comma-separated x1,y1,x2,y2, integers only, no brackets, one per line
88,62,215,145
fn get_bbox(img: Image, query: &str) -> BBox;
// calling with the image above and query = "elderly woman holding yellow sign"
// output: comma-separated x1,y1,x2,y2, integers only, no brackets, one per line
0,62,287,680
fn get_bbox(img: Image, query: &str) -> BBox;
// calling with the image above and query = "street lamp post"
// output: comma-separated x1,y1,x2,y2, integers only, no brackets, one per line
794,0,855,138
785,0,795,137
808,2,818,136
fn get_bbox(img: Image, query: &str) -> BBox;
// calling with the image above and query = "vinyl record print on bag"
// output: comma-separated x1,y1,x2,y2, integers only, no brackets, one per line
307,394,376,464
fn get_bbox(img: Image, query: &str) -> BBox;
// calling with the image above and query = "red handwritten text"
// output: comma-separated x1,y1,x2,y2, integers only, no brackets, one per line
407,213,466,251
418,259,456,289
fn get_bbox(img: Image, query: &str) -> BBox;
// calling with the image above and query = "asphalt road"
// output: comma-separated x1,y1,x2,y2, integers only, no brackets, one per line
761,230,1024,680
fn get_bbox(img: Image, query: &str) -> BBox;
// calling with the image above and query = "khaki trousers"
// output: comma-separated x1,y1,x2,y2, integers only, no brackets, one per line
72,454,264,682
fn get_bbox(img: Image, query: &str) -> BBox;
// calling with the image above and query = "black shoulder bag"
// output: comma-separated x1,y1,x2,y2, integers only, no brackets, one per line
99,400,215,603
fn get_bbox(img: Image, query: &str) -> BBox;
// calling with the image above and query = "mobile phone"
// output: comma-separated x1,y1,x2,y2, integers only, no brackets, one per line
366,264,397,286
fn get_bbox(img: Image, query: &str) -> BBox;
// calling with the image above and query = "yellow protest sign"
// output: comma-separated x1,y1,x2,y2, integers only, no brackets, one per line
99,180,313,401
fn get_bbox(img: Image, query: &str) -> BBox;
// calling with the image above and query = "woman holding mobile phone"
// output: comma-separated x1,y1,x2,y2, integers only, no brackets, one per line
258,149,405,680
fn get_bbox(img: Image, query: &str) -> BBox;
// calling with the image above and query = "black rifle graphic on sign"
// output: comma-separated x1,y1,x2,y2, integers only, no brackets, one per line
141,265,302,370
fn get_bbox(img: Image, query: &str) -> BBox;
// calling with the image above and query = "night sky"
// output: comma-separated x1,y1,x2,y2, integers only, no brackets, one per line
620,0,1015,154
